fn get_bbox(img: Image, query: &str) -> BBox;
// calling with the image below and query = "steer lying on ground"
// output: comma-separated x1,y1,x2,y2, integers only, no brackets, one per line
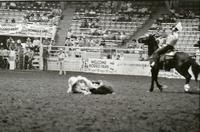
67,76,114,95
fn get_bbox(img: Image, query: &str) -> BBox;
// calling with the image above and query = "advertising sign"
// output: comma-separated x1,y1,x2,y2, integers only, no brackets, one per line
0,23,56,38
81,58,116,74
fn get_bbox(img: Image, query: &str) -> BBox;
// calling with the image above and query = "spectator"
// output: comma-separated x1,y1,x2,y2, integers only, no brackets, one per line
1,2,7,9
6,37,13,50
150,21,159,30
42,47,49,71
43,37,50,45
90,39,96,47
8,48,16,70
66,29,72,39
11,18,15,23
5,18,8,23
24,47,30,70
74,37,80,46
64,38,71,46
100,38,106,47
120,32,127,40
57,48,66,75
0,43,4,49
23,48,34,70
9,40,16,51
75,48,81,58
50,39,56,46
17,46,24,70
28,49,34,69
78,37,85,47
26,37,32,47
9,2,16,9
32,38,40,51
16,39,22,47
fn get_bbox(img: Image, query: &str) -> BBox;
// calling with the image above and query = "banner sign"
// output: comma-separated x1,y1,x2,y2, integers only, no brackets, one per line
81,58,116,74
0,23,56,38
26,24,55,38
0,23,22,34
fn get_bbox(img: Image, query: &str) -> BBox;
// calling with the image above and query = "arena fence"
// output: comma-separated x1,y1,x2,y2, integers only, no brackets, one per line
36,45,200,80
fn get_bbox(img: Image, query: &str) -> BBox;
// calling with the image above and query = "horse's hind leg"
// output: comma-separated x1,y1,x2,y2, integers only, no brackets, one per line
176,68,191,92
150,68,155,92
155,73,163,92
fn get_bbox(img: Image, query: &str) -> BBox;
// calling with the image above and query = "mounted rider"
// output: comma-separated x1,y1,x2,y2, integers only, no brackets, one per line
150,22,182,67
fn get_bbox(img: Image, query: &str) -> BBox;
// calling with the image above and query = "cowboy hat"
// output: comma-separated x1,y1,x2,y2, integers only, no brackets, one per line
175,22,182,31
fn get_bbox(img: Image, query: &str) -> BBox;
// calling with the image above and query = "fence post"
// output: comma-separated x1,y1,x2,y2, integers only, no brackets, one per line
39,44,43,70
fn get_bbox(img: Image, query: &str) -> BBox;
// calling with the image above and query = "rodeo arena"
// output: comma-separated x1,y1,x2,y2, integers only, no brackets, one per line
0,0,200,131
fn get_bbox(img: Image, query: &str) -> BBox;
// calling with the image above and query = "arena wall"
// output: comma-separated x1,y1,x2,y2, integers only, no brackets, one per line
47,57,198,80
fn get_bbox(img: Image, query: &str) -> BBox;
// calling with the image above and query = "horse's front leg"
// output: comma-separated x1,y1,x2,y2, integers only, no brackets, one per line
154,69,163,92
155,76,163,92
150,67,155,92
151,66,163,92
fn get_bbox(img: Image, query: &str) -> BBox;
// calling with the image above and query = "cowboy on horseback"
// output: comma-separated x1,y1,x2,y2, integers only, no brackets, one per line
150,22,182,67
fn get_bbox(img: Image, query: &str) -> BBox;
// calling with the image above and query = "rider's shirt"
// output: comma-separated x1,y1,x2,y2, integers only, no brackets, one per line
166,32,178,46
156,37,166,48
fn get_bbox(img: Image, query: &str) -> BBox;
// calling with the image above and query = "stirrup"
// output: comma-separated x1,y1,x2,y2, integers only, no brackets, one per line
149,56,154,59
150,62,155,67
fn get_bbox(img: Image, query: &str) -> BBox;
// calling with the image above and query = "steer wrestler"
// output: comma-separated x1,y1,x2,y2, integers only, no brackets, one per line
67,76,114,95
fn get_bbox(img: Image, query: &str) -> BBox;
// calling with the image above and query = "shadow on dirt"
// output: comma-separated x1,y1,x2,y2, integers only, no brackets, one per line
163,90,200,95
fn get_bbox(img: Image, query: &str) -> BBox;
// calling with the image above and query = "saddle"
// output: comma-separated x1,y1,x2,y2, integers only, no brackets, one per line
160,51,176,61
159,50,176,71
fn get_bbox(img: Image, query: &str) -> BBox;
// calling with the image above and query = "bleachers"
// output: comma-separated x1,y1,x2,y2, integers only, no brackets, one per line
0,1,62,25
67,1,155,48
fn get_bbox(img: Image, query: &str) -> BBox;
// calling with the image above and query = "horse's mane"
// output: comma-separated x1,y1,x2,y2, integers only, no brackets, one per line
146,34,159,56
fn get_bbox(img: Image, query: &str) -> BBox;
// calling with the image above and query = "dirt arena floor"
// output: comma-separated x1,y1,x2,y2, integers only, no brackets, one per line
0,70,199,132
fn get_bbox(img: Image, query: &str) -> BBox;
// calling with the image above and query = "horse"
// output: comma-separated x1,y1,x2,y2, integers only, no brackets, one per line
138,34,200,92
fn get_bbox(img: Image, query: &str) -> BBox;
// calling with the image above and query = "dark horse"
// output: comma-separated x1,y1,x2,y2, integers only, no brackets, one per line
138,34,200,92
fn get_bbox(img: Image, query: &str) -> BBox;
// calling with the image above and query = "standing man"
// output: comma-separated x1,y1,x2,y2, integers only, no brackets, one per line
57,48,67,75
24,47,30,70
42,47,49,71
150,22,182,67
6,37,13,50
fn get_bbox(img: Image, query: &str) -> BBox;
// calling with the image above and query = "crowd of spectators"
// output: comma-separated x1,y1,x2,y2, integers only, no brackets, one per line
23,9,62,24
0,36,52,70
0,1,61,11
0,1,60,70
68,1,156,48
0,1,62,25
64,28,129,47
80,18,100,28
75,1,152,16
149,7,200,31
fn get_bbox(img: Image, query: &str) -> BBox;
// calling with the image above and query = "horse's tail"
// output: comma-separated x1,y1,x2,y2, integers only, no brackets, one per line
191,59,200,81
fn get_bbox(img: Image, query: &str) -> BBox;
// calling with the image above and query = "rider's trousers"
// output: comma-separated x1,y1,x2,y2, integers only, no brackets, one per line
151,45,174,63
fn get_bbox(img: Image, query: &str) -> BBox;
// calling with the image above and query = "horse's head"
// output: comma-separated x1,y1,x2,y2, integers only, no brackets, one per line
138,34,157,44
138,34,158,56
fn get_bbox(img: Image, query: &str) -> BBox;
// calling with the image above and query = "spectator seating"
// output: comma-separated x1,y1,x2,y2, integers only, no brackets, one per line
67,1,155,48
0,1,62,25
